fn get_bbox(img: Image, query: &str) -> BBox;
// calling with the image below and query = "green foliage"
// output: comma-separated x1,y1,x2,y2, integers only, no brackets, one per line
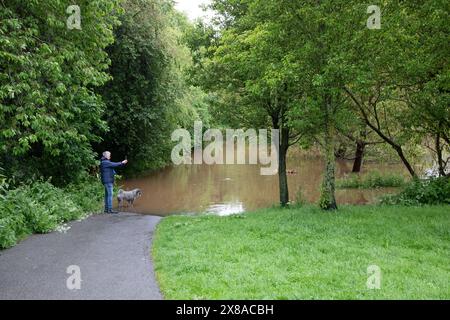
200,0,449,205
381,177,450,206
0,179,103,249
97,0,209,175
337,172,407,189
64,178,105,213
0,167,6,187
336,0,450,177
396,1,450,155
0,0,121,185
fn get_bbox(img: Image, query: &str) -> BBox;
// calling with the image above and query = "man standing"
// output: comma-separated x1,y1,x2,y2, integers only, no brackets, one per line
100,151,128,214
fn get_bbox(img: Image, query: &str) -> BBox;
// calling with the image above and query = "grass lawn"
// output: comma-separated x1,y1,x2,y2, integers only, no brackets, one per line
152,205,450,300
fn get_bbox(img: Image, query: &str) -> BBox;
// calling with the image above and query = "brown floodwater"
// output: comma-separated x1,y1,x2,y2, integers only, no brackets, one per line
121,149,406,216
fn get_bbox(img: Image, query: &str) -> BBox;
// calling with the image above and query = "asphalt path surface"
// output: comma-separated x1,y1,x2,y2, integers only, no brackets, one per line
0,213,163,300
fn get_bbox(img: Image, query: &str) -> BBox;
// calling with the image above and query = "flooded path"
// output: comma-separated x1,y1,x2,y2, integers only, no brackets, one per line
121,149,406,216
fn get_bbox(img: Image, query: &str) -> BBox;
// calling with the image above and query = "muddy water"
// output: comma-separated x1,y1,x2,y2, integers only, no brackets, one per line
121,149,406,216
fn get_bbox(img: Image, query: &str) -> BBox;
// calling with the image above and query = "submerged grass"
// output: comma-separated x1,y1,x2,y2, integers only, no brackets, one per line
336,171,407,189
153,205,449,300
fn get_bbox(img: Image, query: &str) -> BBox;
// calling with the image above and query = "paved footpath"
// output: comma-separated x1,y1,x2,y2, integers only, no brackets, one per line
0,213,163,300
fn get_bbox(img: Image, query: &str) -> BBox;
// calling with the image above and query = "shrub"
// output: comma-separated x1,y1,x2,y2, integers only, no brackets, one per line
0,217,18,248
65,179,104,213
0,178,103,249
381,177,450,205
337,171,406,189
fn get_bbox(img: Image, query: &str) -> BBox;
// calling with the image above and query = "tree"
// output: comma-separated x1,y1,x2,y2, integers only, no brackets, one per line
97,0,206,174
0,0,120,184
397,0,450,177
332,112,385,174
340,1,449,178
202,0,371,209
275,0,352,210
199,0,307,207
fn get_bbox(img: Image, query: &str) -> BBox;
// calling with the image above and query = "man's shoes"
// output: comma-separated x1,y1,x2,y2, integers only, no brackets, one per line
104,210,119,214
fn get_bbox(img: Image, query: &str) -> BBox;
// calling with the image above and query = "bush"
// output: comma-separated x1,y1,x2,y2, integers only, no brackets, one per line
337,171,406,189
0,178,103,249
381,177,450,205
64,179,104,213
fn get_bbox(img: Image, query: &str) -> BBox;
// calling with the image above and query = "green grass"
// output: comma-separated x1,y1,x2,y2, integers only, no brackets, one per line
153,205,450,299
337,171,407,189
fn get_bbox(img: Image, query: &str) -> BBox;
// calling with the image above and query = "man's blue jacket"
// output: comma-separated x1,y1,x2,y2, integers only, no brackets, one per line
100,157,124,184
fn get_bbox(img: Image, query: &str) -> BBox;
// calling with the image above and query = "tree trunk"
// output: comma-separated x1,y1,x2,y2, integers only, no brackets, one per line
319,98,337,210
352,141,365,173
344,88,417,178
436,132,446,177
365,118,416,177
271,113,290,207
278,127,290,207
394,146,416,178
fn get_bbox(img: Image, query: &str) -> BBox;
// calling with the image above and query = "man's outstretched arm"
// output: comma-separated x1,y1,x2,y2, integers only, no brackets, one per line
102,160,128,168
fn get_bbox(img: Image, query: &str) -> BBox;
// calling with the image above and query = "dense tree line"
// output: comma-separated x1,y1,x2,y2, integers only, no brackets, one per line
95,0,212,175
0,0,120,185
0,0,207,185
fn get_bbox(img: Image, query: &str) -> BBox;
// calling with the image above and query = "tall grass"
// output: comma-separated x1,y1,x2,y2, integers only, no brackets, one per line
337,171,406,189
0,177,103,249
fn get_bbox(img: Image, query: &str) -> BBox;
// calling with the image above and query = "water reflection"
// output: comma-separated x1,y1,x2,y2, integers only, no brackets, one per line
206,202,245,216
121,149,406,216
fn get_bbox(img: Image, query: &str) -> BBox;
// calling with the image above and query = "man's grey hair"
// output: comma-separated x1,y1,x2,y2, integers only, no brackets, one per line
102,151,111,158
